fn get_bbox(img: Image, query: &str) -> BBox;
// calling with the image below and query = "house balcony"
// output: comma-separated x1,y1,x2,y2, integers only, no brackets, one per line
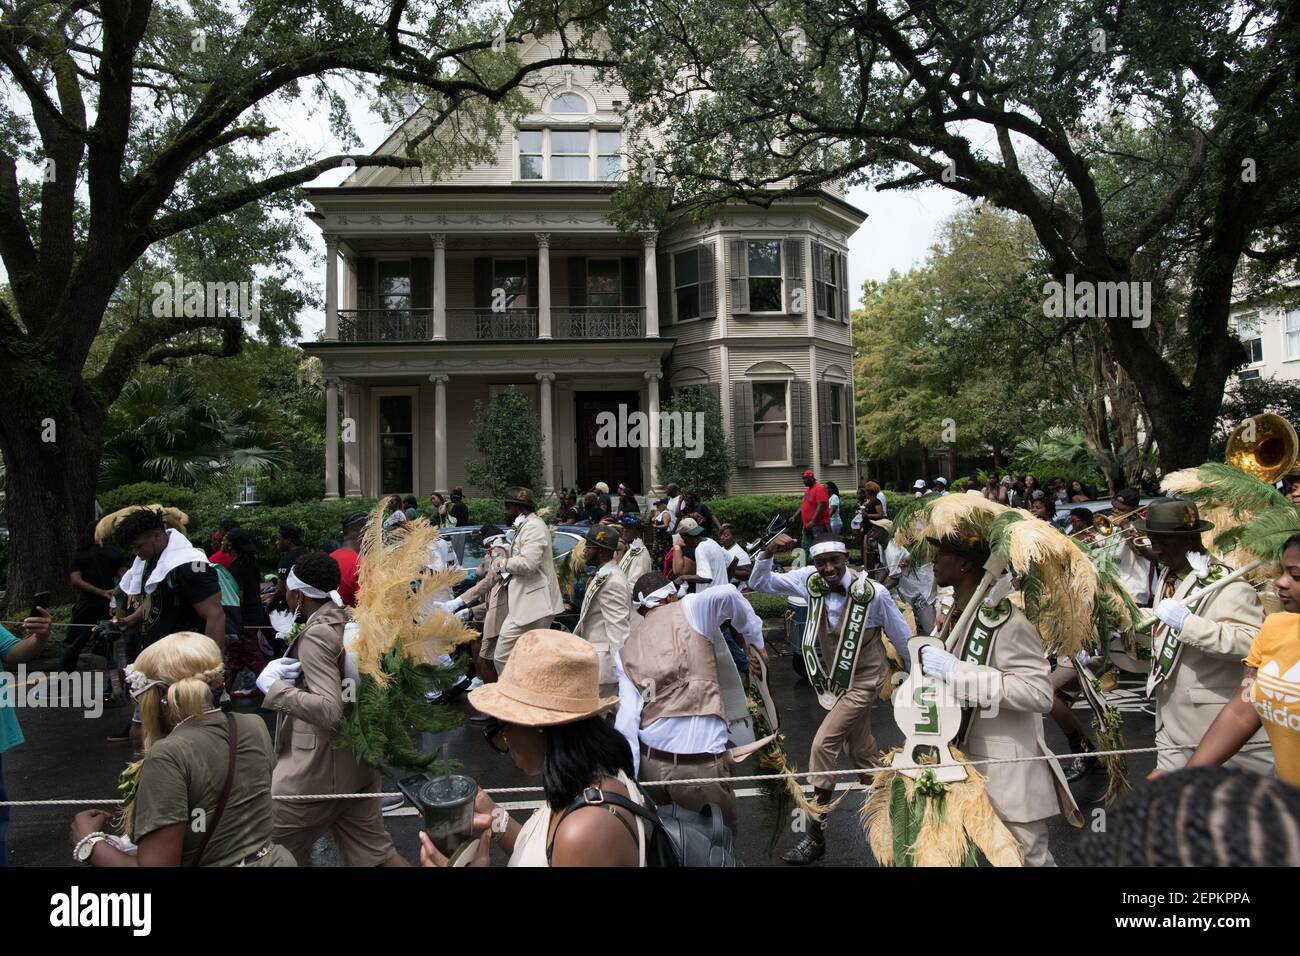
336,306,647,342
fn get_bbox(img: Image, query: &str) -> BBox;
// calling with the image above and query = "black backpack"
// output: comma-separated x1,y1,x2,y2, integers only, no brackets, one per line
548,784,740,867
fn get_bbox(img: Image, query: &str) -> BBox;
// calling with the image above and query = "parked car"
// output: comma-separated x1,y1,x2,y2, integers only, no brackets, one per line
1049,497,1156,534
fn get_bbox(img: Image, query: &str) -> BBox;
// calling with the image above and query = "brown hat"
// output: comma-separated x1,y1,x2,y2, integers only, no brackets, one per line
467,630,618,726
502,486,536,510
1133,497,1214,535
869,518,894,533
928,532,991,562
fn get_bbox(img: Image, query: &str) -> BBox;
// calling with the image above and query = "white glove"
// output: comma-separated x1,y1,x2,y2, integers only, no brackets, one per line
1154,598,1191,632
256,657,302,695
920,645,958,681
455,608,471,623
444,597,466,614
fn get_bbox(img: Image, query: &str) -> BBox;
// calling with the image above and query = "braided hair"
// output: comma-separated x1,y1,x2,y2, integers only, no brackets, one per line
1079,767,1300,866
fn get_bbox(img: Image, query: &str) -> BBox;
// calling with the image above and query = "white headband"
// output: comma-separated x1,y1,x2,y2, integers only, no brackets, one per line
635,581,687,610
124,664,166,700
287,568,344,606
809,540,848,558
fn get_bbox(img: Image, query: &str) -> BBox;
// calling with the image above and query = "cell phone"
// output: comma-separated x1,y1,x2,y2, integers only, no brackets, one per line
396,772,433,810
31,591,52,616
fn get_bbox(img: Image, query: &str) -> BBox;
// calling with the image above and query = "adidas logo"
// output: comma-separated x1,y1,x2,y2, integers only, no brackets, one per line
1257,659,1300,705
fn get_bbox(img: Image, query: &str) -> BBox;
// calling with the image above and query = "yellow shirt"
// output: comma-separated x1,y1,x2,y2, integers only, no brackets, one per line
1244,612,1300,787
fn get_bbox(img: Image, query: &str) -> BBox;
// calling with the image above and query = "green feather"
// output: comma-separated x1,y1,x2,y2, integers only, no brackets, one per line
1229,503,1300,561
1188,462,1286,516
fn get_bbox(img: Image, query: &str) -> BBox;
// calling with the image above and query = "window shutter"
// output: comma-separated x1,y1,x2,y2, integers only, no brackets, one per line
818,381,834,466
527,256,539,309
845,384,857,465
656,251,671,323
732,381,754,467
784,238,804,314
705,382,722,413
790,379,811,467
473,257,492,309
811,243,828,318
698,243,716,319
410,257,431,309
728,239,749,314
358,257,375,308
567,255,587,308
838,252,851,324
621,256,640,306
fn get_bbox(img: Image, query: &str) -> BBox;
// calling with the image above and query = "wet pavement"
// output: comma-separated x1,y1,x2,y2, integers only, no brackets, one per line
2,637,1158,867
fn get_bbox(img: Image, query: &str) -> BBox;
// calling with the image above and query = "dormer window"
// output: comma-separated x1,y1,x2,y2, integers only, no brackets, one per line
517,128,623,181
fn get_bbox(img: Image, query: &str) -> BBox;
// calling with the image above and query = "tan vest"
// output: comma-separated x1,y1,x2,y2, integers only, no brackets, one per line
621,602,724,727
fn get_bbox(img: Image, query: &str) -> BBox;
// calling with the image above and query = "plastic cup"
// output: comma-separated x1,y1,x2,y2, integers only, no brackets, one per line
419,774,476,856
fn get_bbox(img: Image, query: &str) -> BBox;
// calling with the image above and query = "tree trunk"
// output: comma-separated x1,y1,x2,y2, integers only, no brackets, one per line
0,394,105,614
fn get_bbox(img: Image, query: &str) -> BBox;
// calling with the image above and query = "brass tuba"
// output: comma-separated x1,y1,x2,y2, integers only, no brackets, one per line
1225,413,1300,483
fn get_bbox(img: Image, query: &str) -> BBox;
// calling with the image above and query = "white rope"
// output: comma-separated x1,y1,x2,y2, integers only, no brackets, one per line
0,741,1273,807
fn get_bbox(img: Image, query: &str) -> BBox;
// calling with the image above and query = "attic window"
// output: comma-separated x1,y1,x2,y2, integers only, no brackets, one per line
550,92,588,114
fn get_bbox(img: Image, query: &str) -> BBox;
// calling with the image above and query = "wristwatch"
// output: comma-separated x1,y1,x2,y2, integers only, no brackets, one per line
73,831,109,863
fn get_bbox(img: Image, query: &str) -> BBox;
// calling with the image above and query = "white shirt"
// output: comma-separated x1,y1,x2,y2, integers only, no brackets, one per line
897,556,936,605
666,495,684,532
1103,535,1154,607
692,536,732,590
881,540,907,578
726,544,752,582
748,557,912,663
614,586,765,775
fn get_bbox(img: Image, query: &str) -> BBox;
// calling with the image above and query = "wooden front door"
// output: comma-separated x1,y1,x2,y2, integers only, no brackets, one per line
575,391,643,494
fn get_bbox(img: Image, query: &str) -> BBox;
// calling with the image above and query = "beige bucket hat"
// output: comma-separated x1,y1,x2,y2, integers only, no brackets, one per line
467,629,618,726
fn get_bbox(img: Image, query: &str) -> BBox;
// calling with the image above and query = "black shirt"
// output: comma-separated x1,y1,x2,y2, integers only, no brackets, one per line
140,562,221,647
70,544,127,623
449,501,470,527
277,546,307,582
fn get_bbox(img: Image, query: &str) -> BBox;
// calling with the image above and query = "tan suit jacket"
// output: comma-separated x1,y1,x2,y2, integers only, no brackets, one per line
1152,569,1270,757
617,540,653,589
946,604,1081,826
264,603,377,797
574,562,632,687
502,513,564,624
459,558,508,642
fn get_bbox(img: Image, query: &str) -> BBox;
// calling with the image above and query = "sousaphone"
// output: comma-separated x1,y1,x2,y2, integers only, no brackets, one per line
1225,412,1299,483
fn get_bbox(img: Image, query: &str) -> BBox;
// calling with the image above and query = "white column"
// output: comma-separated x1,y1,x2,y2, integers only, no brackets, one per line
431,233,447,341
643,231,659,337
430,374,448,492
536,232,551,339
324,377,339,498
324,234,339,340
645,370,663,493
343,383,361,497
537,372,555,496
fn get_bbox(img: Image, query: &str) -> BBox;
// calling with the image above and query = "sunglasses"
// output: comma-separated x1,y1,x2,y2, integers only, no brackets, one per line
483,717,510,754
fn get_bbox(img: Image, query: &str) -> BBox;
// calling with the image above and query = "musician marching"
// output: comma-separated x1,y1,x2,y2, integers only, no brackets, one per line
749,528,911,865
1137,498,1273,774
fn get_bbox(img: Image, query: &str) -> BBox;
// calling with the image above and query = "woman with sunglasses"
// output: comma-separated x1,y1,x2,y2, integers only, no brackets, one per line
421,629,647,867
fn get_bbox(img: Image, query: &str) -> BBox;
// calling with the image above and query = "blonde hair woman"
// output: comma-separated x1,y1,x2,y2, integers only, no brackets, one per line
68,632,295,867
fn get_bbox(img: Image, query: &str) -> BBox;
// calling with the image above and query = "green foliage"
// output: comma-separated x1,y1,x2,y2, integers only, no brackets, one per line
707,494,801,539
465,387,543,498
745,591,789,621
98,482,204,516
187,498,381,565
337,645,466,776
655,386,734,498
467,499,506,527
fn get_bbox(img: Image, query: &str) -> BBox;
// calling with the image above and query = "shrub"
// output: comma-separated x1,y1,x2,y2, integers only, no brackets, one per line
185,497,379,566
465,387,542,497
258,471,326,506
707,494,802,540
98,482,202,515
656,386,734,499
746,591,790,622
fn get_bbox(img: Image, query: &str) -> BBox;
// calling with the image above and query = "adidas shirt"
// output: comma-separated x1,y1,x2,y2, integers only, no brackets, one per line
1245,612,1300,787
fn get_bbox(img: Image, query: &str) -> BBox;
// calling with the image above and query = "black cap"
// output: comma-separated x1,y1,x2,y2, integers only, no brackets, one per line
342,511,368,531
1115,488,1141,507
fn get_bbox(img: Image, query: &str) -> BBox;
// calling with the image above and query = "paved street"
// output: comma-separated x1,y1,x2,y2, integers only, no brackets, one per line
3,635,1158,867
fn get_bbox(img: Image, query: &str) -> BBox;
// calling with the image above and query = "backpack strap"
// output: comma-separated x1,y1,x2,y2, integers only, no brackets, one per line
194,712,238,867
545,786,651,864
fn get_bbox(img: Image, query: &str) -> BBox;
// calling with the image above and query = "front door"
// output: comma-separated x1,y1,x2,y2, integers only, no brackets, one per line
575,391,643,494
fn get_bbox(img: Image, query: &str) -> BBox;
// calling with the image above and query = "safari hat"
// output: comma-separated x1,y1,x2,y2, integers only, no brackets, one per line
1133,498,1214,535
583,525,621,552
869,518,894,533
468,630,618,726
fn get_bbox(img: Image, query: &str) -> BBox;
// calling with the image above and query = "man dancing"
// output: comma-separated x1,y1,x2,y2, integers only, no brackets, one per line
574,525,633,697
493,487,564,673
749,529,911,865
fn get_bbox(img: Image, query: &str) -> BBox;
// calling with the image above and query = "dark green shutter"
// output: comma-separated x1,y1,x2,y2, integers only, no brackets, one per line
357,257,375,309
527,256,539,309
732,381,754,467
790,379,811,467
698,243,716,319
728,239,749,313
621,256,640,306
784,238,804,314
411,257,431,309
656,251,671,324
567,255,587,308
812,243,828,318
473,257,492,309
818,381,834,466
838,252,851,324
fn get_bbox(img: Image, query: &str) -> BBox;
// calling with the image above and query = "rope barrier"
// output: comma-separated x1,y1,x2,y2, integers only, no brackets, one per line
0,740,1273,807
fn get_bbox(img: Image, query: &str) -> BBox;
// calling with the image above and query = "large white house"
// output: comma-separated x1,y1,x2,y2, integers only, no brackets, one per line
302,35,864,499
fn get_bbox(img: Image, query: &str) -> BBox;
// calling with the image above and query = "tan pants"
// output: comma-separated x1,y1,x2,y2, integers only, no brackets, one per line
1005,819,1055,867
272,782,397,867
1154,726,1275,775
639,747,737,832
494,614,556,671
808,644,889,791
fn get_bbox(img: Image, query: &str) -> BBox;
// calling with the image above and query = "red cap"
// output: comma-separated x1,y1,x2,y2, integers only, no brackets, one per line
803,469,815,478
